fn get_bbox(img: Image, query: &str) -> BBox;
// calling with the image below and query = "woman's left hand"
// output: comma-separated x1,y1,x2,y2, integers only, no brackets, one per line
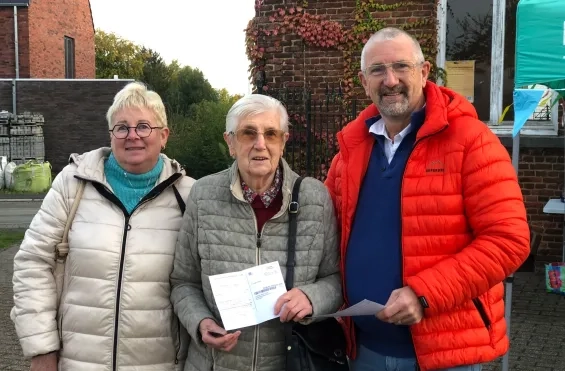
274,288,313,322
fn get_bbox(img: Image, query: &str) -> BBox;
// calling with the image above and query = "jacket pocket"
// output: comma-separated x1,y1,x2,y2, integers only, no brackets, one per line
472,298,491,329
171,315,181,363
58,309,64,349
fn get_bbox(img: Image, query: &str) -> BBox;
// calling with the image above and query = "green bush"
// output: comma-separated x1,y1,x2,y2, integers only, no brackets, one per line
165,100,233,179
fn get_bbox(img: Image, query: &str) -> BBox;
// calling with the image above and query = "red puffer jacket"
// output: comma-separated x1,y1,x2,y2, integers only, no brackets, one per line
325,82,530,370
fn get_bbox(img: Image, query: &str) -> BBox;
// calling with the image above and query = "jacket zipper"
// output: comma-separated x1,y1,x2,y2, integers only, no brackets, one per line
251,213,262,371
400,124,448,369
113,214,130,371
86,173,182,371
250,202,285,370
472,298,491,328
232,182,288,371
58,311,64,349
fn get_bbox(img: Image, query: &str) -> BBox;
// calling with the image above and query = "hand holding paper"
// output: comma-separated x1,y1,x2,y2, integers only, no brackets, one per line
274,288,313,322
313,299,385,318
199,318,241,352
208,262,288,331
376,286,424,326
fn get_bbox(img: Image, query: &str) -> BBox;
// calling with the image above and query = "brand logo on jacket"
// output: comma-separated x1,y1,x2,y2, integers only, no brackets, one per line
426,160,444,173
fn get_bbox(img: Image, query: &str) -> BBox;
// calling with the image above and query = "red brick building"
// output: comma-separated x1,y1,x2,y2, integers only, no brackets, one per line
250,0,564,268
0,0,95,79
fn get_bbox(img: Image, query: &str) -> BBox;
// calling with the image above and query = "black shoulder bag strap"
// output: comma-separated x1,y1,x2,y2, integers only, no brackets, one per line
284,176,304,367
285,176,303,290
172,184,186,215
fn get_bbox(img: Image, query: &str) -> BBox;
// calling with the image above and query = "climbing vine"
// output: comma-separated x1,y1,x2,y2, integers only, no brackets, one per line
245,0,446,98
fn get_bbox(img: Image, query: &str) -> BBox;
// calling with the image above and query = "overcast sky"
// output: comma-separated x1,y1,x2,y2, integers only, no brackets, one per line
89,0,256,95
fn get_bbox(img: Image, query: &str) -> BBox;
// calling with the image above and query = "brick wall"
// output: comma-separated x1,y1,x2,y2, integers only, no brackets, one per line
28,0,95,78
255,0,564,269
0,7,30,78
0,80,131,172
512,147,564,268
254,0,437,97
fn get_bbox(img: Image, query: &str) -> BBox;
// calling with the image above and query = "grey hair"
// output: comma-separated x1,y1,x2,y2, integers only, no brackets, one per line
225,94,289,133
360,27,426,71
106,81,167,128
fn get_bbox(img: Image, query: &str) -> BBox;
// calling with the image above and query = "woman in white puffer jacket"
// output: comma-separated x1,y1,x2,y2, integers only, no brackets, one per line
11,82,195,371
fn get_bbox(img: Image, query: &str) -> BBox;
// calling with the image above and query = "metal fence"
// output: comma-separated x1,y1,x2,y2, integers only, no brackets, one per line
259,86,358,180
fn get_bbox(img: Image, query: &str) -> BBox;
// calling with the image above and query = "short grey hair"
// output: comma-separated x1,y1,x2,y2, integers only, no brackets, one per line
106,81,167,128
360,27,426,71
225,94,289,133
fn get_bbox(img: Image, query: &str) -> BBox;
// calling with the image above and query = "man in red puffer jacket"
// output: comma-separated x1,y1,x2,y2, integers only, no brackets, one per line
325,27,530,371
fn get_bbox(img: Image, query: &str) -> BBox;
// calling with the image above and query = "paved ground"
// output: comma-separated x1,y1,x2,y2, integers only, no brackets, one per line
0,242,564,370
0,244,30,370
0,201,41,229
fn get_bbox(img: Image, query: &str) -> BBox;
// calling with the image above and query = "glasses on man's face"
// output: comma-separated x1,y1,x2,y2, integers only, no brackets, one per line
229,128,285,145
109,123,161,139
364,61,420,79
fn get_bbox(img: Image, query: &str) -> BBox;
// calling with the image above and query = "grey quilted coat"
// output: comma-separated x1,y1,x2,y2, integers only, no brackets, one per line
170,159,342,371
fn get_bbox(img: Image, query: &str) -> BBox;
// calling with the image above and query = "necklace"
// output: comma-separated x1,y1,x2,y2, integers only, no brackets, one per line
124,172,155,204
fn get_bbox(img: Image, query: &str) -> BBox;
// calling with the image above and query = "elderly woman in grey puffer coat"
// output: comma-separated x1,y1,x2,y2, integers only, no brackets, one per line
170,94,342,371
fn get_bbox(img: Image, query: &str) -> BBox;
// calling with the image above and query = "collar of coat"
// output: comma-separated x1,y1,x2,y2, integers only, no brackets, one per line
228,158,300,218
66,147,185,186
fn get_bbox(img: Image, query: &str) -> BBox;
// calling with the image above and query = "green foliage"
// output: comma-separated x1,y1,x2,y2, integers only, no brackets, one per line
95,30,219,117
218,88,243,106
95,28,242,178
166,66,219,116
140,47,172,100
95,29,145,79
165,100,233,179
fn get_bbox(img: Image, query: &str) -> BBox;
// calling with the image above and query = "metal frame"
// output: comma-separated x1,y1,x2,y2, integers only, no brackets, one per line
0,0,29,6
435,0,559,135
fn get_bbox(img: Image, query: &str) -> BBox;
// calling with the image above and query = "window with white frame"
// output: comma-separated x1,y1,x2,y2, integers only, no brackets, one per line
436,0,559,135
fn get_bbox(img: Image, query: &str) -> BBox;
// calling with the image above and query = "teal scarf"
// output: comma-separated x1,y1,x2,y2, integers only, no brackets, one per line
104,153,163,214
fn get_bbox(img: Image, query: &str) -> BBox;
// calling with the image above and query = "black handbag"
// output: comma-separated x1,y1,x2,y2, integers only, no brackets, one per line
284,176,349,371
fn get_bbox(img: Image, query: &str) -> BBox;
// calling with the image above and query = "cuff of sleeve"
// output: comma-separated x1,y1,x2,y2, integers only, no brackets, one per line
188,313,217,346
405,275,437,316
19,331,60,359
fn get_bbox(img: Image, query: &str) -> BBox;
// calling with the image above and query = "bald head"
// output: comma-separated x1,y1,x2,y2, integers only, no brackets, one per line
360,28,426,71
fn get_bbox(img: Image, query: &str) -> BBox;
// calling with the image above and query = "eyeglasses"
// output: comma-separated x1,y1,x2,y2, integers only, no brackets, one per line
364,61,421,78
229,128,285,144
109,123,162,139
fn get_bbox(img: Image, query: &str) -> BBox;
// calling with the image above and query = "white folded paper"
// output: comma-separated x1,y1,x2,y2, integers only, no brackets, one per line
314,299,385,318
208,261,287,331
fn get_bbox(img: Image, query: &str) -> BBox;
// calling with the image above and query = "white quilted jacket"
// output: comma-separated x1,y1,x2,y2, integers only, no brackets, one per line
11,147,195,371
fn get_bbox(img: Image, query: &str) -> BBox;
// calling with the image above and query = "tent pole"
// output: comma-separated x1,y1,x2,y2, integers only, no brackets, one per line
502,133,520,371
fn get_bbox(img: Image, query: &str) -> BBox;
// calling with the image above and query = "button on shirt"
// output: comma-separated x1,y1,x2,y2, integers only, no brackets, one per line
368,118,413,163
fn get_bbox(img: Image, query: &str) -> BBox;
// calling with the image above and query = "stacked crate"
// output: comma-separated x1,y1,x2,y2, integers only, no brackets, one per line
9,112,45,163
0,111,11,158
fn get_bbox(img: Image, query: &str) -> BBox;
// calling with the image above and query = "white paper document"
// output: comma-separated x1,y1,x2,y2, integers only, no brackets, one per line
314,299,385,318
208,261,287,331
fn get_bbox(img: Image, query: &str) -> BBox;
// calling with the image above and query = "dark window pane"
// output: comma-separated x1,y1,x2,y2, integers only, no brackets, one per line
446,0,493,121
64,36,75,79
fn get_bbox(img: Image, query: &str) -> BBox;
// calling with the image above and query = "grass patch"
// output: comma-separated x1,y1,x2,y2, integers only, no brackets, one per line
0,230,25,250
0,188,49,195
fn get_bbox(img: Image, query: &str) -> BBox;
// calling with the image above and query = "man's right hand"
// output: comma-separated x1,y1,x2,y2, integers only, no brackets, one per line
30,352,57,371
199,318,241,352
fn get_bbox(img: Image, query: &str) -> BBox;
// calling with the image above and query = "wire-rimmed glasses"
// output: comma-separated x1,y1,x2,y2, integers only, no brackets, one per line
109,123,162,139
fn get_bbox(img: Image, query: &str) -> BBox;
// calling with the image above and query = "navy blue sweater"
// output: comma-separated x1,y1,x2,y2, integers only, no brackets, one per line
345,108,425,357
